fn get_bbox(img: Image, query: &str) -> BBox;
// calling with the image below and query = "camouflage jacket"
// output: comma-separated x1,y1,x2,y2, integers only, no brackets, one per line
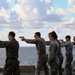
55,40,63,61
61,41,73,56
48,40,60,65
25,38,46,59
0,39,19,60
46,40,63,61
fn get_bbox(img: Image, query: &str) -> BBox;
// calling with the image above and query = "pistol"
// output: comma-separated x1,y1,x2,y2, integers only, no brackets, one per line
19,36,24,38
60,39,63,41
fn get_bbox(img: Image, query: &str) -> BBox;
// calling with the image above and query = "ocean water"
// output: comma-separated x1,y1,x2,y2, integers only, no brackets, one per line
0,46,75,68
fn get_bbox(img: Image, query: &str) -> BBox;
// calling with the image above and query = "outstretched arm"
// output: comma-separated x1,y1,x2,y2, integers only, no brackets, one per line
0,41,10,48
20,37,37,44
25,39,37,44
61,43,67,47
45,41,50,45
60,40,67,47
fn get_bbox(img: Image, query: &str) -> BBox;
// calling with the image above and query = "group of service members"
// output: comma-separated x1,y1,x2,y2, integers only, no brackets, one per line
20,31,75,75
0,31,74,75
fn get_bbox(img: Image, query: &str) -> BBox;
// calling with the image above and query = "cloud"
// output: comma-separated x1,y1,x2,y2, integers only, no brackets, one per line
45,0,52,3
0,1,74,32
9,0,63,29
0,0,74,32
56,8,66,15
68,0,73,5
56,5,75,15
41,14,63,22
57,17,75,30
0,0,63,30
0,7,10,22
11,4,27,21
7,0,12,3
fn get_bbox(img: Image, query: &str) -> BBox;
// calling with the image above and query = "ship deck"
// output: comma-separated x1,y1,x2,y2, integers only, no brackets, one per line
0,66,74,75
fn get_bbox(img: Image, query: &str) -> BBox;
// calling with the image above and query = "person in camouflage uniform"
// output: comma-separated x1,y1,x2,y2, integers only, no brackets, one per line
0,31,20,75
20,32,49,75
56,40,63,75
46,40,63,75
61,35,73,75
46,31,62,75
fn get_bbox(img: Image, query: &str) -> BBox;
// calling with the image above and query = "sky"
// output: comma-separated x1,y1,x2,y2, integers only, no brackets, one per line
0,0,75,46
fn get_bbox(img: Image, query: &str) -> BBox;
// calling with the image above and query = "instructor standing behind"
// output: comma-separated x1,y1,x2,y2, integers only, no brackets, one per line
0,31,20,75
20,32,49,75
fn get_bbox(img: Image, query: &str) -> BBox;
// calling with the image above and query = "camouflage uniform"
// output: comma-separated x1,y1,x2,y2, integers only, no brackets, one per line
25,38,49,75
56,40,63,75
0,39,20,75
48,40,59,75
61,41,73,75
46,40,63,75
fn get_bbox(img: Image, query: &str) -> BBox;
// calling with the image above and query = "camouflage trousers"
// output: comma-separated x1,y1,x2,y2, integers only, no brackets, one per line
49,63,58,75
65,56,73,75
3,59,20,75
58,56,63,75
35,54,49,75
